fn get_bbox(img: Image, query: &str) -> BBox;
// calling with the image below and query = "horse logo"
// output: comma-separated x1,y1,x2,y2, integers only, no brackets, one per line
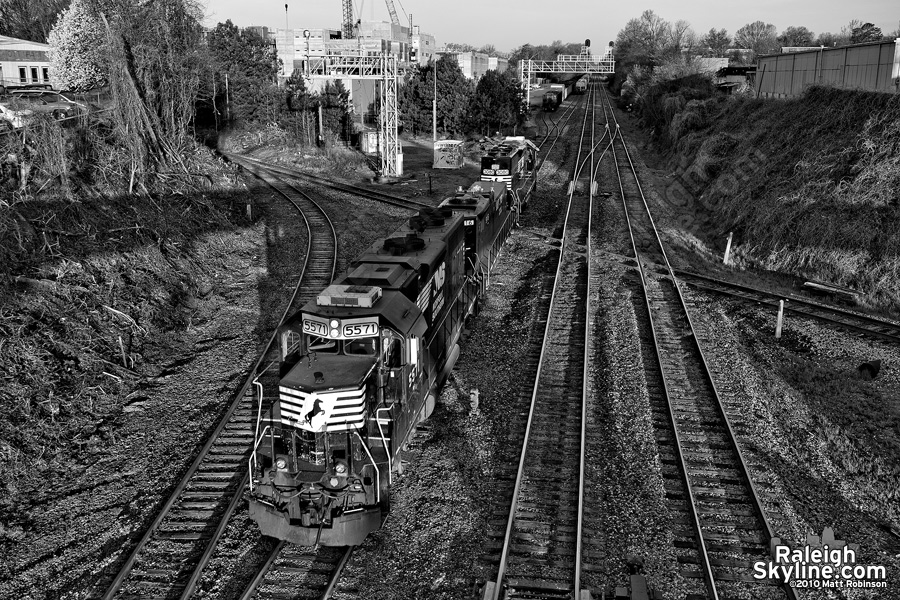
300,392,330,432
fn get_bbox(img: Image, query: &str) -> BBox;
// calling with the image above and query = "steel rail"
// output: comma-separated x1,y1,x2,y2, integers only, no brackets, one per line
221,152,432,212
179,156,339,598
676,269,900,344
99,155,337,600
236,541,284,600
601,88,797,600
575,80,599,600
534,94,583,174
490,84,594,600
601,92,718,600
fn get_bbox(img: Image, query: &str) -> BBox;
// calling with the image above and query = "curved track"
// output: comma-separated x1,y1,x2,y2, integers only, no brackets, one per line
98,156,337,600
487,84,599,600
222,152,433,212
601,88,796,600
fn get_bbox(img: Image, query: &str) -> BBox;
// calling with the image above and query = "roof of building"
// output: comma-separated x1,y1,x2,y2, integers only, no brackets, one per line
0,34,50,49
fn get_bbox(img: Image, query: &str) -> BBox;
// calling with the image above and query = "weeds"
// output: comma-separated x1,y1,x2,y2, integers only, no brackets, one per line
652,83,900,313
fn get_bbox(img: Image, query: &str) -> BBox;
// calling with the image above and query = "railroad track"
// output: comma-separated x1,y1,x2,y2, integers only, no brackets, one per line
484,84,599,600
676,270,900,345
602,88,795,600
97,156,337,600
222,151,432,212
238,543,352,600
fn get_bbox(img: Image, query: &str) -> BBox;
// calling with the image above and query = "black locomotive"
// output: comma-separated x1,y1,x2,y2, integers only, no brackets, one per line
246,138,538,546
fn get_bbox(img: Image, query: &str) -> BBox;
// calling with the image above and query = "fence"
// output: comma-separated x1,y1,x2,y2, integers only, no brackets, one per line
755,39,900,98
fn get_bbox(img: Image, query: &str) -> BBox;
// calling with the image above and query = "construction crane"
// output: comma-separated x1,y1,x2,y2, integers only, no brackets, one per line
341,0,354,39
384,0,400,26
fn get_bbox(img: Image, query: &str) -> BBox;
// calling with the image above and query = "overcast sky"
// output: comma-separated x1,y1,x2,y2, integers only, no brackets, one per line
203,1,899,53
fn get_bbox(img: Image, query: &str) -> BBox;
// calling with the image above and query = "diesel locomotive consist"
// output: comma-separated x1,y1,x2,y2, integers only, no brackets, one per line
247,137,538,546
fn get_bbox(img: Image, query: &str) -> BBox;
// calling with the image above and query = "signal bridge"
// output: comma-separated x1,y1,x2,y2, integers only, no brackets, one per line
519,50,615,103
303,53,402,178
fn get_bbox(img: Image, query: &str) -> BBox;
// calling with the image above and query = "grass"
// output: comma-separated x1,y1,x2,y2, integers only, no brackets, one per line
646,84,900,314
776,353,900,524
0,183,254,535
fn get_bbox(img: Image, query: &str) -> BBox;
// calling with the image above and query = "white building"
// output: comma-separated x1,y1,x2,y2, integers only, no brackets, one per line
488,56,508,73
439,51,507,80
0,35,52,89
411,26,435,65
273,20,437,79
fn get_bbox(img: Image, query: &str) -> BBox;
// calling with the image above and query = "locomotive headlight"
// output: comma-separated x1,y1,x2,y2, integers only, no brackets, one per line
330,329,339,337
275,456,288,470
329,319,339,329
334,461,347,475
329,477,340,487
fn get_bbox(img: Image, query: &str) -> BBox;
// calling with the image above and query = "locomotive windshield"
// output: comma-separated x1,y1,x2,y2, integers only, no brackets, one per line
306,334,378,356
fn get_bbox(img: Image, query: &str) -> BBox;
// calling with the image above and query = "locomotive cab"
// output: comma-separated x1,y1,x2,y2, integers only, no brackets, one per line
249,285,428,546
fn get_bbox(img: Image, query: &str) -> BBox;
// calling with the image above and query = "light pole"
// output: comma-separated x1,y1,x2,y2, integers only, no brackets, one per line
304,29,311,77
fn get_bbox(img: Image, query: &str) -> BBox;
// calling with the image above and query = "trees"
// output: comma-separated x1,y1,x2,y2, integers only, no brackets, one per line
666,20,698,56
47,0,107,91
0,0,69,43
850,23,882,43
734,21,778,58
702,28,731,56
777,26,815,48
469,69,524,135
398,56,473,138
206,20,280,124
616,11,664,67
815,31,840,47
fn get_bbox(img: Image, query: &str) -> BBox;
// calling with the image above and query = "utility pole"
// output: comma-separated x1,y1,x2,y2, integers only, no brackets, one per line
225,72,230,121
284,3,288,31
432,61,437,142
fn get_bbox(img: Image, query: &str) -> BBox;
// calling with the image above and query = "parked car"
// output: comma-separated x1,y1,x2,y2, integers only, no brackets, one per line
7,90,85,119
0,97,34,131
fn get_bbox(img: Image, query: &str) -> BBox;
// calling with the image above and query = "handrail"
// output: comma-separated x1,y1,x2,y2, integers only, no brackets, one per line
353,430,380,504
374,406,394,486
248,425,272,493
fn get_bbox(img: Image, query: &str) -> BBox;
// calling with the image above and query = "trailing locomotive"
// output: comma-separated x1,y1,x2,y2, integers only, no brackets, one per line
480,136,539,213
246,139,538,546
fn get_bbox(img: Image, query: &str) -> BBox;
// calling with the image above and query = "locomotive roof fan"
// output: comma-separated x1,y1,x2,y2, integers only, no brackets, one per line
383,233,426,255
409,207,453,231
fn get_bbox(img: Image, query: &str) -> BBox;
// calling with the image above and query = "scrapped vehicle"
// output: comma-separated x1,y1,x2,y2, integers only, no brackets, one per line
0,97,34,131
7,90,84,119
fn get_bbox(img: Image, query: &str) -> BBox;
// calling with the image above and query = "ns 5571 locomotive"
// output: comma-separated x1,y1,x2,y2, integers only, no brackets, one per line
246,138,538,546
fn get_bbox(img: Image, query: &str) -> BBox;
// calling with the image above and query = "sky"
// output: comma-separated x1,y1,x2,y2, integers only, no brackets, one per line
202,1,899,53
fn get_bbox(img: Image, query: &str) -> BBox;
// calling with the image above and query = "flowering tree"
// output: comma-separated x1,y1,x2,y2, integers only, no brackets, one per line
47,0,107,91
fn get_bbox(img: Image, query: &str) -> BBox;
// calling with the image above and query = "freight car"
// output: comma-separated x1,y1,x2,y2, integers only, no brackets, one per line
246,143,538,546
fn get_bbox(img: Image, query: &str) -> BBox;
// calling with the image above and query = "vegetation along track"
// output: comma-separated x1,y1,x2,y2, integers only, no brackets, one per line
676,270,900,345
602,88,796,600
222,152,432,212
486,84,599,600
97,155,337,600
